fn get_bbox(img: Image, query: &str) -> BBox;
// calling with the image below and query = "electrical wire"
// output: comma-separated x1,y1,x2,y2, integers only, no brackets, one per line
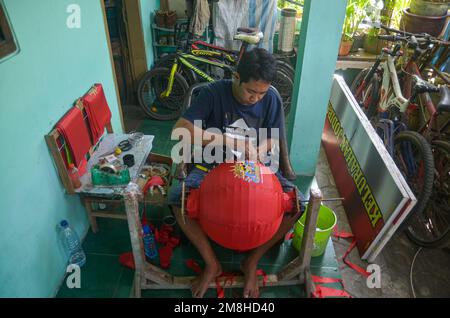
410,247,423,298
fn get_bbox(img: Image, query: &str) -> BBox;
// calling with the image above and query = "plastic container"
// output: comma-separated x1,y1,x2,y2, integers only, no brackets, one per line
59,220,86,267
68,164,81,189
142,224,158,260
91,165,130,186
292,204,337,257
278,8,297,53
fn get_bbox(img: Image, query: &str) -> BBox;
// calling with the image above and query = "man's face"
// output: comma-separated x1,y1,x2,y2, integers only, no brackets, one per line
233,76,271,106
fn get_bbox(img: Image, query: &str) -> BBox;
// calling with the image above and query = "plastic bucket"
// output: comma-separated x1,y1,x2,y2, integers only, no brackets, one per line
292,204,337,257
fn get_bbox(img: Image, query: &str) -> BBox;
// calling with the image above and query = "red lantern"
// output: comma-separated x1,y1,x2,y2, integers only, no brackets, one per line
186,162,295,251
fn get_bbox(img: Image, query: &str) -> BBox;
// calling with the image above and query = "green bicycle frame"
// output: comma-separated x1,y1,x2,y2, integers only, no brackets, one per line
191,49,236,64
161,53,234,98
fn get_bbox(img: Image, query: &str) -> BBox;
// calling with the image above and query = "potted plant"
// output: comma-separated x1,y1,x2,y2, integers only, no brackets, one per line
363,0,387,54
340,0,371,56
401,0,449,36
410,0,449,16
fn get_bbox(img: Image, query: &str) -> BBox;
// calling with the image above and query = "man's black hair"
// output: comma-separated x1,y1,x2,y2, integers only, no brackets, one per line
237,48,277,84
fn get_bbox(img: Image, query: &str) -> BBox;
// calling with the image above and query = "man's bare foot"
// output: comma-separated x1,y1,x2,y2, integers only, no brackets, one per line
240,259,259,298
191,262,222,298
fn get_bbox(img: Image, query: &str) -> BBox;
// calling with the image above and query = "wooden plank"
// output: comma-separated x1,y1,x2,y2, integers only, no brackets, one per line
91,212,127,220
100,0,126,131
45,132,75,194
304,268,316,298
122,0,149,86
298,188,322,272
150,274,300,290
83,199,99,233
160,0,169,12
278,188,322,281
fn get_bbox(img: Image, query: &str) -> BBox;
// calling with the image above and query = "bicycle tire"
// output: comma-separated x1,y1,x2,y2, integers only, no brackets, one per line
272,68,293,116
350,68,381,119
392,131,435,235
154,53,198,86
276,59,295,79
137,67,189,121
406,140,450,247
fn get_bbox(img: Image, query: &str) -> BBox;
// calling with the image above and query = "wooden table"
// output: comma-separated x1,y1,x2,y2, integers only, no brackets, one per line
336,50,380,70
77,133,154,233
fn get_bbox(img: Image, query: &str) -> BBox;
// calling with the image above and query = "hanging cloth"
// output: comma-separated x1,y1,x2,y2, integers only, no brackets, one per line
212,0,278,53
190,0,211,37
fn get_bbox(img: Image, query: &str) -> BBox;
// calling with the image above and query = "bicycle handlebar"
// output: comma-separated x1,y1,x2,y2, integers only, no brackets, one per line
377,34,450,47
366,20,450,46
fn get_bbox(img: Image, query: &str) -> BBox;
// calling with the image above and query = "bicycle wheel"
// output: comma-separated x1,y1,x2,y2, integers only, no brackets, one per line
393,131,435,234
406,140,450,247
154,53,198,86
272,69,293,116
350,68,381,119
137,67,189,121
276,59,295,79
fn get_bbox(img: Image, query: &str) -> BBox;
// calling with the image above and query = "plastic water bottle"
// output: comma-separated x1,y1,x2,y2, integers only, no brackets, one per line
142,224,158,260
59,220,86,267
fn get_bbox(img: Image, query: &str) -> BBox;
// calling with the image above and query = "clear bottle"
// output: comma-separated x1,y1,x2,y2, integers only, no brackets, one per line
68,164,81,189
59,220,86,267
142,224,158,260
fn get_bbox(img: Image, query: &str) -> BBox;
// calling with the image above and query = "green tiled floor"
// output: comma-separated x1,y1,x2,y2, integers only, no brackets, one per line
56,118,344,298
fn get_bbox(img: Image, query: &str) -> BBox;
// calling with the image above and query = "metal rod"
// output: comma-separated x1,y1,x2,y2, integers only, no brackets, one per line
181,181,186,224
299,197,344,203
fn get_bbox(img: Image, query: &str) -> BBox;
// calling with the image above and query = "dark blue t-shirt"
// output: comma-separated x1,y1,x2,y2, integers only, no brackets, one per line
182,80,283,144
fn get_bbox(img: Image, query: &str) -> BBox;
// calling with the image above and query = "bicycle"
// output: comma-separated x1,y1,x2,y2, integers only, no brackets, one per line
137,28,294,120
351,26,450,247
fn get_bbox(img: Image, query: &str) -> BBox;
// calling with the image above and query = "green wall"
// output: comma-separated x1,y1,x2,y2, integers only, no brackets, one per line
0,0,122,297
140,0,160,69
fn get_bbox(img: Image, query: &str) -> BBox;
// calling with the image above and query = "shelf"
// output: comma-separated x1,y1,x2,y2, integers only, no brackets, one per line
153,43,177,48
336,50,380,70
152,23,177,32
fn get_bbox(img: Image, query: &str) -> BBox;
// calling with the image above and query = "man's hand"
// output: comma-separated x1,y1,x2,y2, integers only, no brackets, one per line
244,139,258,162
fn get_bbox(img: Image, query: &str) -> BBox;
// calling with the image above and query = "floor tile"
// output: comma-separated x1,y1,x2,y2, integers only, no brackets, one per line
56,254,123,298
113,267,134,298
82,218,131,255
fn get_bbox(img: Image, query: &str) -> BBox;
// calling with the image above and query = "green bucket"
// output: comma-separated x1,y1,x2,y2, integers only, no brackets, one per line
292,204,337,257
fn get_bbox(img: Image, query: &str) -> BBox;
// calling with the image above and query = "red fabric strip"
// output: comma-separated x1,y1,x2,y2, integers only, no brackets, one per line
312,275,342,284
185,259,202,274
343,240,370,278
82,84,111,144
56,107,91,169
256,269,267,287
312,285,352,298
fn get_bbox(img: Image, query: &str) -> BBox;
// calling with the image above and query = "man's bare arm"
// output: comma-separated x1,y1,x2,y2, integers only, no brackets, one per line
173,118,235,147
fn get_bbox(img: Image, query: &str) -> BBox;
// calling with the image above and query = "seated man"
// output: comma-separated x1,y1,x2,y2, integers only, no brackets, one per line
169,48,304,298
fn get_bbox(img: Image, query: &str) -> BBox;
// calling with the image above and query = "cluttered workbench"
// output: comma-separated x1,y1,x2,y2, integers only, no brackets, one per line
45,84,173,233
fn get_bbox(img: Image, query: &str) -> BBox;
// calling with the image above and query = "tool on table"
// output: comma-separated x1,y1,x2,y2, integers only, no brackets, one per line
123,154,135,167
98,139,132,158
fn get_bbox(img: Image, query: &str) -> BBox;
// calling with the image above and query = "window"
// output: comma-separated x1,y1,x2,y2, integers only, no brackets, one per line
0,2,17,59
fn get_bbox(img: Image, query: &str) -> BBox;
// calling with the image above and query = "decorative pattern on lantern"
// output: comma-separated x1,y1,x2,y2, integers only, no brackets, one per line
186,161,295,251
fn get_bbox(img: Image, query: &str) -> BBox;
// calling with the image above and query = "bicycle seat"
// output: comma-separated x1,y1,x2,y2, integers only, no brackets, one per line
437,85,450,113
234,32,263,45
236,27,259,35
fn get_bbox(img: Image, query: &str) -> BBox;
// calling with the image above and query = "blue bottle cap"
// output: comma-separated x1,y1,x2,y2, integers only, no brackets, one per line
143,224,151,235
60,220,69,227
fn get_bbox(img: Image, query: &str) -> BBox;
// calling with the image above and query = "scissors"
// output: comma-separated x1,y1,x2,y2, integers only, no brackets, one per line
98,140,132,157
